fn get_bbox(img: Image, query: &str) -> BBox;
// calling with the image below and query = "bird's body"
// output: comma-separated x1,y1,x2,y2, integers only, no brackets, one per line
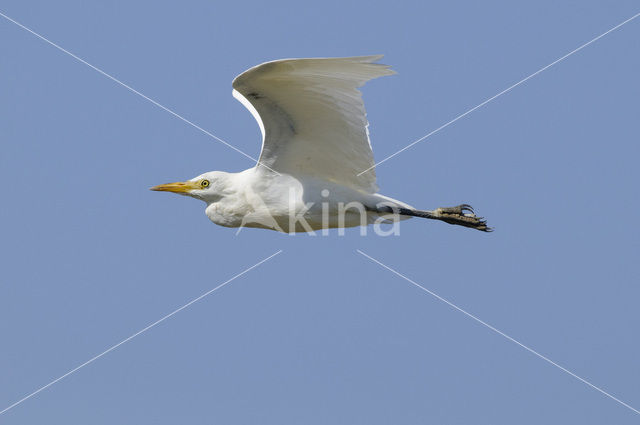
153,56,490,233
196,169,412,232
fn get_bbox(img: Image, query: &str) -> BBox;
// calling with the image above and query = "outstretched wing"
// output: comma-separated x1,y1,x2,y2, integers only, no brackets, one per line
232,55,394,193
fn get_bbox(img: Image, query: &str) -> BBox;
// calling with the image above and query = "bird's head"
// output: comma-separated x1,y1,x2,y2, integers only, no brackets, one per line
150,171,228,203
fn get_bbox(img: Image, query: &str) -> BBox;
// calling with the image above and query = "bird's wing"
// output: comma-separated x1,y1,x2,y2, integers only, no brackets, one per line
232,55,394,193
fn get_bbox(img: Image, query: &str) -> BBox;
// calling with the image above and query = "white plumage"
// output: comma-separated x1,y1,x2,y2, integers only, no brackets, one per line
152,56,490,233
232,55,392,193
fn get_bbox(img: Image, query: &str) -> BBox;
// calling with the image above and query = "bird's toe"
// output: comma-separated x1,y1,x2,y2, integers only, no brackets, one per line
459,204,475,215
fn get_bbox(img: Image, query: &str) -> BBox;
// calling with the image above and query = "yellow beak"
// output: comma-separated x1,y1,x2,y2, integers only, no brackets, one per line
150,181,200,193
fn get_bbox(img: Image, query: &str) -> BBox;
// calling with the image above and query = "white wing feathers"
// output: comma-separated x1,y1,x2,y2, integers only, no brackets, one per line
232,55,394,193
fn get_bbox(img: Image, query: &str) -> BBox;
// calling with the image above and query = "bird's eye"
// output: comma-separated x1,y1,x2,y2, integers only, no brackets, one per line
200,179,210,188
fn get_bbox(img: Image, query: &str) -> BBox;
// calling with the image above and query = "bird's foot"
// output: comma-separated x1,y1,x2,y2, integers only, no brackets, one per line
433,204,492,232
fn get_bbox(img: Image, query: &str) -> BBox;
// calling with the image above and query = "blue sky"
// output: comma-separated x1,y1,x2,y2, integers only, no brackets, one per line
1,1,639,423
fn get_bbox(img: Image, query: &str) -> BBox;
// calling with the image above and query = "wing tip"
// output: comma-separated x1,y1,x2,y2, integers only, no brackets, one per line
350,54,396,76
351,54,385,62
232,55,396,90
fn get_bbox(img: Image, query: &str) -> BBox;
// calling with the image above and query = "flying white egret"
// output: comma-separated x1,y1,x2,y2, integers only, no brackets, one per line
152,56,490,232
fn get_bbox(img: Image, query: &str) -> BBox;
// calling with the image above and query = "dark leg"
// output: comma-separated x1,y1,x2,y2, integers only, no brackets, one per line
376,204,492,232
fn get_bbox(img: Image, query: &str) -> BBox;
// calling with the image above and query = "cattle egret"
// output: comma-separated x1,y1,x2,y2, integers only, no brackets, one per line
152,56,490,233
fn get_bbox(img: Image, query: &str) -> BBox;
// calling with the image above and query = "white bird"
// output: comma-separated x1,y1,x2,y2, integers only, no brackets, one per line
152,56,490,233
